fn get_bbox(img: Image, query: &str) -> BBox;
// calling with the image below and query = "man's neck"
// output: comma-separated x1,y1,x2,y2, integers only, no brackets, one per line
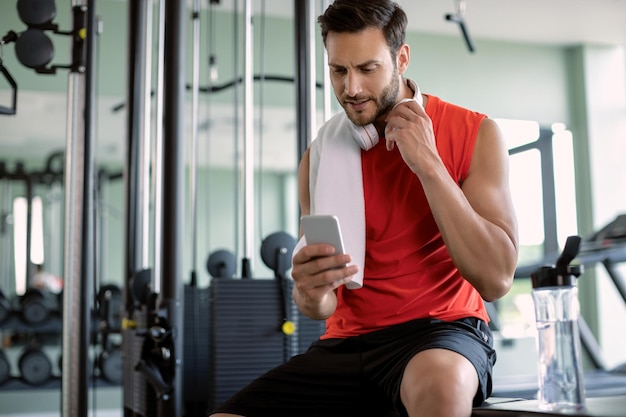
374,78,416,136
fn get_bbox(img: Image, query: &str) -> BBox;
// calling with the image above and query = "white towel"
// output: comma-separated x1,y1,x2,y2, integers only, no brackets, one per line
309,113,366,289
299,80,423,290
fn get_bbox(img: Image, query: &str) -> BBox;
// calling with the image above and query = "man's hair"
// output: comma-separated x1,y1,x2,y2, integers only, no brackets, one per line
317,0,407,53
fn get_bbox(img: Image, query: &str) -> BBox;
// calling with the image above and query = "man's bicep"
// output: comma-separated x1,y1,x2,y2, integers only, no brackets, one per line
464,119,518,240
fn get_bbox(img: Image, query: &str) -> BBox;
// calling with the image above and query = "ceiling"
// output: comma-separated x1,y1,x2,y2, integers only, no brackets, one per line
258,0,626,47
400,0,626,46
2,0,626,174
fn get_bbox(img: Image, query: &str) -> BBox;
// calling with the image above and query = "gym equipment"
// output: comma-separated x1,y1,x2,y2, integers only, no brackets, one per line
97,284,123,332
15,28,55,69
18,346,53,385
0,39,18,115
16,0,57,27
98,346,122,385
260,231,297,336
0,349,10,385
445,0,475,53
182,285,211,415
19,287,58,325
206,249,236,279
129,268,152,309
208,278,287,410
135,319,175,401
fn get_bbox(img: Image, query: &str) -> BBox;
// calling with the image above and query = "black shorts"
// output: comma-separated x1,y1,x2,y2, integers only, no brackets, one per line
211,317,496,417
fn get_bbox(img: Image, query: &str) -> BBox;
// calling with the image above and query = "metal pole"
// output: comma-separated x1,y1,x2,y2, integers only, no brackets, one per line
161,0,186,413
190,0,201,285
122,0,149,412
294,0,316,159
141,0,154,269
124,0,149,302
61,2,93,416
152,0,165,294
321,0,332,121
242,0,254,275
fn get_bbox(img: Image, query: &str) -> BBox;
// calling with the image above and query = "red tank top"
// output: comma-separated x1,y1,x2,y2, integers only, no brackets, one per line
322,95,489,339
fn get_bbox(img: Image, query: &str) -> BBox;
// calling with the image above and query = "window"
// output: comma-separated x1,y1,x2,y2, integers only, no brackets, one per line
493,119,578,338
13,195,45,294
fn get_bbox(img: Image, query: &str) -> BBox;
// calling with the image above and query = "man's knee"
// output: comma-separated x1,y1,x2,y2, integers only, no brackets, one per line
400,349,478,417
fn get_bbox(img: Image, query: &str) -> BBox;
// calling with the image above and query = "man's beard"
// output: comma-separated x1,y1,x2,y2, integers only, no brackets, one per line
343,72,400,127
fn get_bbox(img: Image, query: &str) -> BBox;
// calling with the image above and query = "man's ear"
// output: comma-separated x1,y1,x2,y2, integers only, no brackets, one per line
397,43,410,74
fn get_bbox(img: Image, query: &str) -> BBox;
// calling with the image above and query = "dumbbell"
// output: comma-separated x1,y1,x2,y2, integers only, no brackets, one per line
20,288,58,325
18,346,52,385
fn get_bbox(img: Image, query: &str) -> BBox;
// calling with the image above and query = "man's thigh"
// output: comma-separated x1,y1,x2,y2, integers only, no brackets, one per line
361,317,496,415
211,340,396,417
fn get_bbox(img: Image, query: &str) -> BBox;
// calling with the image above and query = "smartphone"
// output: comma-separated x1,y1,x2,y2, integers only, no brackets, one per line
301,214,345,255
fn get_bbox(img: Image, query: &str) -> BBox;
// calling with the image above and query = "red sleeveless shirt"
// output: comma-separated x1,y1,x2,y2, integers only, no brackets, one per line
322,95,489,339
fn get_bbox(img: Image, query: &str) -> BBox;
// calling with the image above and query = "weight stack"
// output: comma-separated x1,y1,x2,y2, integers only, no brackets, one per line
281,279,326,356
183,285,211,415
208,278,286,410
122,308,155,417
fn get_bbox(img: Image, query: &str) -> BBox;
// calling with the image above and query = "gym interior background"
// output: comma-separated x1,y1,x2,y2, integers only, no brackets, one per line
0,0,625,416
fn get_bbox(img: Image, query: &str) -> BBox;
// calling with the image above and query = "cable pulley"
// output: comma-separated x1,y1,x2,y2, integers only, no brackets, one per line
445,0,475,53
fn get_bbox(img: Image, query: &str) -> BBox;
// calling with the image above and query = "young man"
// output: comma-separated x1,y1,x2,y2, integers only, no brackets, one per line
211,1,518,416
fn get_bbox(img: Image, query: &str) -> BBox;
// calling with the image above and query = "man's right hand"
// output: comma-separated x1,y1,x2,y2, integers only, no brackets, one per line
291,243,358,320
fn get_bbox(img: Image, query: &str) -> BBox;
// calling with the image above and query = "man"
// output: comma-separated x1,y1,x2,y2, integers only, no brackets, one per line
211,1,518,416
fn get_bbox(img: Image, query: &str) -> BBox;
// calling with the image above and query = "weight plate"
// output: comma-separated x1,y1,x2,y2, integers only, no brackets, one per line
99,349,122,385
22,298,48,324
19,349,52,385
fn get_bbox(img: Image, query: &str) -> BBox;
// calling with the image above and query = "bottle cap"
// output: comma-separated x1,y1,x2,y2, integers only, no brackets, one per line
531,264,582,288
531,235,583,289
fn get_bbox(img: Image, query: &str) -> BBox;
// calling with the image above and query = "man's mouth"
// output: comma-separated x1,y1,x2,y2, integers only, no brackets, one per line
346,99,370,112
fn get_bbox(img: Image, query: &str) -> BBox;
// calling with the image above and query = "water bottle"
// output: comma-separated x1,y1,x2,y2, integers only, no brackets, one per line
531,235,586,411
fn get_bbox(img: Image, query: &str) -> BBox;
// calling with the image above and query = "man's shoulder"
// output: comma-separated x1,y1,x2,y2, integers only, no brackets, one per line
427,94,486,121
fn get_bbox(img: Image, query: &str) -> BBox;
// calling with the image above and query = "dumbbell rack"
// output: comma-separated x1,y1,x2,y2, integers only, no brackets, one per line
0,309,62,389
0,287,122,390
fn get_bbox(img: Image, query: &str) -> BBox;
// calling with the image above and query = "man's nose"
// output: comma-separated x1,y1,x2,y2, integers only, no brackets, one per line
344,72,363,97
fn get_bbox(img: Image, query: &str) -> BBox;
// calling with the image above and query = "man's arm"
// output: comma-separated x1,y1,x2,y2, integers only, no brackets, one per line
429,118,518,301
386,103,519,302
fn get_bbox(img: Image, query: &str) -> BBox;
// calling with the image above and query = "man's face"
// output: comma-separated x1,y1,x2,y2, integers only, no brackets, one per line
326,27,400,127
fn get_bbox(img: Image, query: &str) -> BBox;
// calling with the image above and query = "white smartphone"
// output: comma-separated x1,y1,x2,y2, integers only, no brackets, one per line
301,214,345,255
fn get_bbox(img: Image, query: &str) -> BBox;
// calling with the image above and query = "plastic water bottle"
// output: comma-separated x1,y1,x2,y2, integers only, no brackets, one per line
531,235,586,411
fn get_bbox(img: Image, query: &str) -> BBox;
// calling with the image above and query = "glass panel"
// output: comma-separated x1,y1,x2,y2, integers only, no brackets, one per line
509,149,545,267
13,196,27,294
30,196,44,265
12,196,46,295
496,149,545,339
493,121,579,344
552,124,578,246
